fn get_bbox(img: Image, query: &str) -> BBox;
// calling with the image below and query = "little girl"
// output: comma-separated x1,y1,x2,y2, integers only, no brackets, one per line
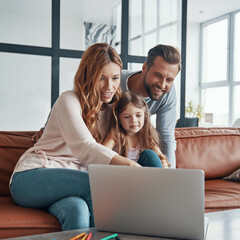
103,91,169,168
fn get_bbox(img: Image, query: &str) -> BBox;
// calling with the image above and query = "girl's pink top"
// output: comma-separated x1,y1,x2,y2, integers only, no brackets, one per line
127,143,141,162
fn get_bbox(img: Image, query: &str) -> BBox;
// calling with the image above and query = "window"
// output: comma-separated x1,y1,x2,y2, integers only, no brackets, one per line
202,18,228,83
0,0,51,47
60,57,80,94
0,0,121,130
233,85,240,123
129,0,181,56
0,0,183,130
0,52,51,130
60,0,121,53
234,12,240,82
200,11,240,126
128,0,182,118
201,87,229,126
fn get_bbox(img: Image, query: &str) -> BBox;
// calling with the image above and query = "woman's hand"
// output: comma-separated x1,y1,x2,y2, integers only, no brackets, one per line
31,128,44,142
110,154,141,167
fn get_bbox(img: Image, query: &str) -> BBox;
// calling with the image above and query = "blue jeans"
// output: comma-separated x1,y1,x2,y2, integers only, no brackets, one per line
138,149,163,168
10,168,93,230
10,150,161,231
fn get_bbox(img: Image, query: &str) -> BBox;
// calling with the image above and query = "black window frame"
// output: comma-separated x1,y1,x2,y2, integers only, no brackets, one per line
0,0,187,118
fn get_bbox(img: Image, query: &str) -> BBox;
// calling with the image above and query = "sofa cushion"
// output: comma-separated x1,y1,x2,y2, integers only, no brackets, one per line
0,196,61,239
175,127,240,179
0,131,35,196
205,179,240,212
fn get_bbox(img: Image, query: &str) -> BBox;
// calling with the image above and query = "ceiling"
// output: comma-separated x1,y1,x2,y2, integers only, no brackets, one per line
188,0,240,23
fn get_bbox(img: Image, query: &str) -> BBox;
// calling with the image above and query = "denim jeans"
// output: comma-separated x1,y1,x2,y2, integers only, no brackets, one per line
10,150,162,231
10,168,93,230
138,149,163,168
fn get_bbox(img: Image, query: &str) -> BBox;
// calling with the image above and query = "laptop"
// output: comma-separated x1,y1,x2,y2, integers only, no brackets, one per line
88,165,209,240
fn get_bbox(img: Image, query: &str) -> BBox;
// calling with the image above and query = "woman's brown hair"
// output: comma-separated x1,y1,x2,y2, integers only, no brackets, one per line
74,43,122,142
111,91,167,161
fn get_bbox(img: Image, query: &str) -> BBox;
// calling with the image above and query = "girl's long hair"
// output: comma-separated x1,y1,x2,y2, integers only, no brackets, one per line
112,91,167,161
74,43,122,143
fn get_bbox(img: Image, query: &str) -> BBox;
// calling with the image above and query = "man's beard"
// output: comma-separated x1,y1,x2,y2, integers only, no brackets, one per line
143,72,165,101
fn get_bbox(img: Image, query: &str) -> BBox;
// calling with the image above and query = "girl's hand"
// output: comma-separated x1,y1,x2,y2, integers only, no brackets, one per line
161,159,169,169
110,155,141,167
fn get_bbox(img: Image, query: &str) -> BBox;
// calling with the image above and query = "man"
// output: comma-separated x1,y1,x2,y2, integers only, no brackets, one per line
120,44,181,168
33,44,181,168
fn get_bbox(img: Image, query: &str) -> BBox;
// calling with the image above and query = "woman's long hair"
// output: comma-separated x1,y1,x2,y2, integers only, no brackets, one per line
74,43,122,143
112,91,167,161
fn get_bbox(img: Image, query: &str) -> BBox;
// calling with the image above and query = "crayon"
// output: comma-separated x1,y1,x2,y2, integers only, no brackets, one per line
100,233,118,240
82,234,88,240
69,232,86,240
86,232,92,240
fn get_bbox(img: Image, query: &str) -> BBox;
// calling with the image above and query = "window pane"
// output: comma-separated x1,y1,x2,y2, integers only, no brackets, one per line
129,0,181,56
234,12,240,82
144,0,157,32
0,0,51,47
201,87,229,126
128,63,143,72
159,0,178,25
233,85,240,126
202,19,228,83
129,0,142,39
60,0,121,52
159,25,178,46
144,32,157,56
0,53,51,130
129,37,143,56
60,58,81,94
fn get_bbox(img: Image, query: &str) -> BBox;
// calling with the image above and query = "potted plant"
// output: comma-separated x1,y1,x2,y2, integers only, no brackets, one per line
185,101,204,120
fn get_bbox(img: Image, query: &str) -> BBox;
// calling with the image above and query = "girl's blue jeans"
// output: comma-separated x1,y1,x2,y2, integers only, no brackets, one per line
10,150,162,231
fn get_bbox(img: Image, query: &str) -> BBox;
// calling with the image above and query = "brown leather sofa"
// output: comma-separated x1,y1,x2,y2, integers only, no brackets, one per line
0,131,61,239
1,128,240,239
175,127,240,212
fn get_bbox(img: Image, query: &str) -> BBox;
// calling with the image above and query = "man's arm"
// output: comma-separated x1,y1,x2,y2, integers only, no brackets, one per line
156,107,176,168
154,85,177,168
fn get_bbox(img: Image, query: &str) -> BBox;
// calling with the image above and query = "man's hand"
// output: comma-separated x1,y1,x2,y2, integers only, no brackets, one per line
31,128,44,143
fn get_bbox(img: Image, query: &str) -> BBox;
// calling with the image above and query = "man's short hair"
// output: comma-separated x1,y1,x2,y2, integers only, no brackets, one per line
146,44,181,72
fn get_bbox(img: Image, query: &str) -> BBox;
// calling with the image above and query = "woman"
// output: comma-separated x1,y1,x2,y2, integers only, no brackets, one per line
10,43,140,231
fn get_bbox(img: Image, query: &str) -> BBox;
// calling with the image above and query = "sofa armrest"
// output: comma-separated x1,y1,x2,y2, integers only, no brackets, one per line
0,131,35,196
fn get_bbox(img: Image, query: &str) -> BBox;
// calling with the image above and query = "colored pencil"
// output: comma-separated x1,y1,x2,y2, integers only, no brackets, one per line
69,232,86,240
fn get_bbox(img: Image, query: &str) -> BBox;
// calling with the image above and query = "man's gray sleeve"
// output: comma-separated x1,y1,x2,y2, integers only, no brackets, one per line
155,85,177,168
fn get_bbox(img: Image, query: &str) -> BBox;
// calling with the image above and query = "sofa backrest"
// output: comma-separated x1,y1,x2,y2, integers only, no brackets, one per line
1,128,240,195
175,127,240,179
0,131,35,196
